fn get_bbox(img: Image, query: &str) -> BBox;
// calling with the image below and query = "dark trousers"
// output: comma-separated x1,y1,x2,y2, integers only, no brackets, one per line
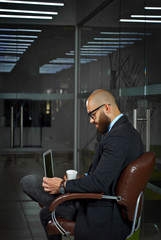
20,175,79,240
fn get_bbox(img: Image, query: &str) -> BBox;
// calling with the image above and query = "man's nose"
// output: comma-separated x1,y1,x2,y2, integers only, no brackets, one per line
90,117,94,123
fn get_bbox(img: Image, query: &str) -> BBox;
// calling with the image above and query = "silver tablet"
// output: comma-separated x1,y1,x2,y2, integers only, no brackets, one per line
43,149,54,178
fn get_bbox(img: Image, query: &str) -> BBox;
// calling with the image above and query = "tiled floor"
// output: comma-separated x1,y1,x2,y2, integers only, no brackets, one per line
0,152,74,240
0,152,160,240
0,153,46,240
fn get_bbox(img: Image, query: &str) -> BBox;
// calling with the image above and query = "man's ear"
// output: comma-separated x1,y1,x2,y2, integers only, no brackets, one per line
104,104,111,114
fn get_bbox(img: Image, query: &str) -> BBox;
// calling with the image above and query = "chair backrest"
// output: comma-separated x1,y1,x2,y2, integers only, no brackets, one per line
116,152,155,222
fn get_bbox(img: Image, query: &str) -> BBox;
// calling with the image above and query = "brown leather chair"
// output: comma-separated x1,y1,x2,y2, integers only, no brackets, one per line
46,152,156,239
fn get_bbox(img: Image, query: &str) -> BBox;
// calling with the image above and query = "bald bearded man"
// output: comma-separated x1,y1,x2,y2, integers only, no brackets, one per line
21,89,144,240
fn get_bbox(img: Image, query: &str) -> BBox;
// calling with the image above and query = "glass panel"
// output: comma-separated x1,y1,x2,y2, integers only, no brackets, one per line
0,24,75,170
78,0,161,238
78,0,121,173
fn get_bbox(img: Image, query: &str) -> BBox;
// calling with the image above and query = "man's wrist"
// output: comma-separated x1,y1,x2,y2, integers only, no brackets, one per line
59,180,66,194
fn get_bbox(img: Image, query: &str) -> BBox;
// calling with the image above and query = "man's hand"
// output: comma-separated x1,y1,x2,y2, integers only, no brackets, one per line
42,177,63,194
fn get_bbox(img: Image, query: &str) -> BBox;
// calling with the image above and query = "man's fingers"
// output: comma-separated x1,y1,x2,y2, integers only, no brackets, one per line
42,182,49,188
43,187,50,192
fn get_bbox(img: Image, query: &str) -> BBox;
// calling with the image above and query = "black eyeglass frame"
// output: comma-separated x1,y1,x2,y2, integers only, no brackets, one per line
88,104,111,119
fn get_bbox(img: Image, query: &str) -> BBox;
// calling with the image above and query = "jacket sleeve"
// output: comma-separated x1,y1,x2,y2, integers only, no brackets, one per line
65,134,129,194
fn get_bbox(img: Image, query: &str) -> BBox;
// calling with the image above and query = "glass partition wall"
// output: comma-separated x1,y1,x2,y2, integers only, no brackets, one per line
0,25,75,175
78,0,161,239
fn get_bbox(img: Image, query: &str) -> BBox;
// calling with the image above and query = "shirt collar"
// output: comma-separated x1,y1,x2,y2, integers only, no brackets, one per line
108,113,123,132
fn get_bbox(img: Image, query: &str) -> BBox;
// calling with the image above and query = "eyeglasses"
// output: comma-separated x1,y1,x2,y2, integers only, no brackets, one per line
87,104,103,119
88,104,111,119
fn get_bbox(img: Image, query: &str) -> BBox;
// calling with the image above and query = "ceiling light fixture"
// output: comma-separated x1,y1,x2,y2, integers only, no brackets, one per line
0,28,41,32
39,64,72,74
0,9,58,15
0,34,37,38
94,37,142,40
0,45,26,49
131,15,161,18
0,56,20,62
65,53,74,56
50,58,74,64
0,48,26,54
0,38,34,42
0,42,31,46
0,63,16,72
82,45,125,48
0,14,52,19
87,41,134,44
0,50,24,54
144,7,161,10
80,53,108,56
81,51,111,54
49,58,98,64
100,32,151,35
81,48,117,51
80,59,97,63
120,19,161,23
0,0,64,6
66,52,108,57
0,45,28,49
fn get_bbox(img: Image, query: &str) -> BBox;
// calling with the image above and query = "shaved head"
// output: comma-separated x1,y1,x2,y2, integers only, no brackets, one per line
86,89,121,127
87,89,117,109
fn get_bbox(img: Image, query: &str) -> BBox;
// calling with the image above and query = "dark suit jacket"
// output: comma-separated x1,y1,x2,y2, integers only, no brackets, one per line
66,115,144,240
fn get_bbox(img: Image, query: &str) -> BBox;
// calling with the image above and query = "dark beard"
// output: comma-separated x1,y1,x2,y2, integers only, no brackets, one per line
97,111,111,134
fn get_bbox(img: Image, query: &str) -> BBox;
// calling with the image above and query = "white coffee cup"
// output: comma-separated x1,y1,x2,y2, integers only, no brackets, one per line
66,169,78,180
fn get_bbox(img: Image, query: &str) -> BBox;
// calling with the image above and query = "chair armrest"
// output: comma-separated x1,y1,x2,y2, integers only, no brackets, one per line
49,193,103,212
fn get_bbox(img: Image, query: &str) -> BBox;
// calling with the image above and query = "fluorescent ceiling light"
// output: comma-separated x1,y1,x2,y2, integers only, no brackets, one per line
0,47,26,51
0,56,20,62
62,54,98,62
39,64,72,74
120,19,161,23
0,34,37,38
41,64,72,68
80,59,97,63
50,58,74,64
94,37,142,40
66,52,107,57
0,45,28,48
144,7,161,10
83,45,125,48
0,9,58,15
0,63,16,72
0,46,26,51
88,41,134,44
81,48,117,51
0,14,52,19
0,38,34,42
0,0,64,6
0,63,15,66
80,53,108,56
0,50,24,54
65,53,74,56
49,57,98,65
100,32,151,35
81,51,111,54
131,15,161,18
0,42,31,46
0,28,41,32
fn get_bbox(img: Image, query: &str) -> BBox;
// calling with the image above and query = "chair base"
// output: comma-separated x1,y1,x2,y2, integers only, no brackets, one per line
47,217,75,236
